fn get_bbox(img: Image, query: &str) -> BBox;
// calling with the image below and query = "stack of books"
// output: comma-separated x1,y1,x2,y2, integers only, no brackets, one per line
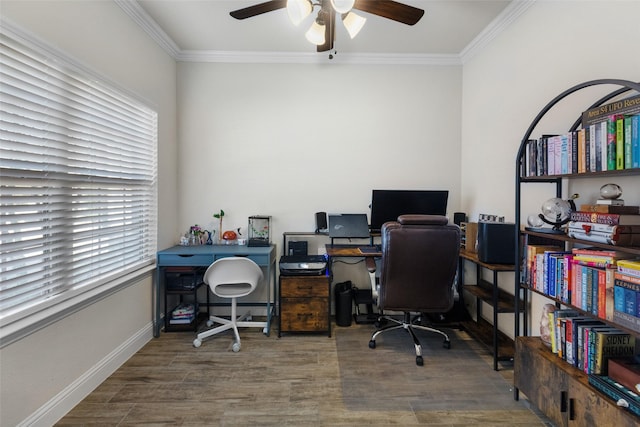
589,373,640,417
523,245,638,321
613,259,640,332
169,303,196,324
589,356,640,418
567,211,640,246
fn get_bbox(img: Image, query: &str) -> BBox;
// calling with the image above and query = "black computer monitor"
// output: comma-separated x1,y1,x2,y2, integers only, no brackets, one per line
369,189,449,232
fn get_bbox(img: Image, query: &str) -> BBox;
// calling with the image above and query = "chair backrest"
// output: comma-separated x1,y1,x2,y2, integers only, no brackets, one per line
379,214,460,313
203,257,264,299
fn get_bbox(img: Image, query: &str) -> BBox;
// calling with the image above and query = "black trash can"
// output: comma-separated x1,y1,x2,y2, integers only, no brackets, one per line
334,280,353,327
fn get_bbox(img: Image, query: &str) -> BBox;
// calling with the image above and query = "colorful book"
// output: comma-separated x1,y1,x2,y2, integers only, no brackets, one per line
592,329,635,375
607,115,619,171
599,120,608,171
615,273,640,317
624,116,633,169
566,227,640,246
616,116,625,170
617,259,640,277
588,374,640,417
633,114,640,168
582,94,640,127
568,221,640,234
569,211,640,225
579,204,640,215
576,320,605,370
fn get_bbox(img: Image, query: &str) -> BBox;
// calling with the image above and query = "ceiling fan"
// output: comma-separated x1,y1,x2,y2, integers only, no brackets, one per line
230,0,425,53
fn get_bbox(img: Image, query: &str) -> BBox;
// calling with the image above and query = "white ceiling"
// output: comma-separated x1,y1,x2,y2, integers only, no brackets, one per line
117,0,533,64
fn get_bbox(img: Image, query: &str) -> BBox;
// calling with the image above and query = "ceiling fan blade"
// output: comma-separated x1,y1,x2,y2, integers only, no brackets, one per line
230,0,287,20
353,0,425,25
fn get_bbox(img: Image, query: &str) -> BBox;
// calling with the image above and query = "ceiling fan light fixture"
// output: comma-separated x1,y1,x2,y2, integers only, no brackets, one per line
330,0,355,14
286,0,312,26
342,11,366,39
305,20,326,45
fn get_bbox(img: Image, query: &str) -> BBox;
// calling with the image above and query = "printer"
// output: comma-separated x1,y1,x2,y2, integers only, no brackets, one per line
279,255,327,276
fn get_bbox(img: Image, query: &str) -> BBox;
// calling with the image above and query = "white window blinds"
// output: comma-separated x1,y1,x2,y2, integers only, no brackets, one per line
0,28,158,325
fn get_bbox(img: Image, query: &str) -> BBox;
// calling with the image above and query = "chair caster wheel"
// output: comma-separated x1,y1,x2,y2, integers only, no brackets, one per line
374,321,381,329
443,340,451,349
232,342,241,352
369,340,376,349
416,355,424,366
206,320,214,327
193,339,202,348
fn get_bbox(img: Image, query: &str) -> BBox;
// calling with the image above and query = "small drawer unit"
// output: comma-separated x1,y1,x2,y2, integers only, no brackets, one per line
279,275,330,336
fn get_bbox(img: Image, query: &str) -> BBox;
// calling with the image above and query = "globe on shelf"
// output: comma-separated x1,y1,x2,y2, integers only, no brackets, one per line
600,183,622,200
536,194,578,233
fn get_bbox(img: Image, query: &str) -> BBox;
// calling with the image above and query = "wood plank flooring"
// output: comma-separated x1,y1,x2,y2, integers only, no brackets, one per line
57,322,552,426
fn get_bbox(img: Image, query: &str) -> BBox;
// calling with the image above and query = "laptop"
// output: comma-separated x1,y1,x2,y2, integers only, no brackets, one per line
328,214,371,239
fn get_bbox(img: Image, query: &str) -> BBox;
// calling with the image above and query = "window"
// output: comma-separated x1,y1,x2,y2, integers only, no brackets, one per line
0,26,157,338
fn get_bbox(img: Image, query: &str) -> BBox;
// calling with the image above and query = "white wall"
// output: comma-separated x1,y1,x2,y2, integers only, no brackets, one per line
0,2,177,426
461,0,640,338
177,62,462,291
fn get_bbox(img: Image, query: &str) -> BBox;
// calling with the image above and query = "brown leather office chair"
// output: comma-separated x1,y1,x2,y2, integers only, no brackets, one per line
368,214,460,366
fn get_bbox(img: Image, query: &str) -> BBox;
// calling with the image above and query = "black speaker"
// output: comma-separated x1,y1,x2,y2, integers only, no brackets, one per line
315,212,327,233
453,212,467,226
477,222,516,264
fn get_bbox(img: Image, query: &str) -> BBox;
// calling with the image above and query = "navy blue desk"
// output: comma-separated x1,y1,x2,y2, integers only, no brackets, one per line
155,244,277,337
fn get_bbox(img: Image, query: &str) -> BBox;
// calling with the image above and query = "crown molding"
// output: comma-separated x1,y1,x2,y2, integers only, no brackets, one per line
118,0,533,66
114,0,181,58
460,0,536,63
177,50,462,66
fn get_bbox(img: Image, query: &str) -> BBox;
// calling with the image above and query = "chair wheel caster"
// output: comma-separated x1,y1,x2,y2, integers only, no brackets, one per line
443,340,451,349
193,339,202,348
206,320,214,327
232,342,241,352
416,355,424,366
368,340,376,349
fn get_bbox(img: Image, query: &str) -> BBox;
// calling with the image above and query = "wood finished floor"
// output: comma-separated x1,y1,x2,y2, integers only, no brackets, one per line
57,322,551,426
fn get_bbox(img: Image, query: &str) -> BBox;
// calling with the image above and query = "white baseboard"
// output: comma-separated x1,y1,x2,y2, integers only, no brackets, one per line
18,323,153,427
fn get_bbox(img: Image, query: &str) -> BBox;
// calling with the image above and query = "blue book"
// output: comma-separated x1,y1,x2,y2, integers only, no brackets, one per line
614,285,626,313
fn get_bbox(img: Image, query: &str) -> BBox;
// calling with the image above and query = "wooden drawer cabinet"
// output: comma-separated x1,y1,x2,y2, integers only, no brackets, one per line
515,336,638,427
279,275,330,336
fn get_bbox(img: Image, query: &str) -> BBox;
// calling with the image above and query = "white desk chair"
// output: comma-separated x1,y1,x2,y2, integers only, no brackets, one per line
193,257,265,351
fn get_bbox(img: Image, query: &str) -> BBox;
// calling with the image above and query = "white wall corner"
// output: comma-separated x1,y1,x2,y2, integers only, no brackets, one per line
17,324,153,427
460,0,536,64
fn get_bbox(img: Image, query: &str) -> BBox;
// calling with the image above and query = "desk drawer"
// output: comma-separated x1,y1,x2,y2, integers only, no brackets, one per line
280,298,329,331
280,276,328,297
158,253,213,266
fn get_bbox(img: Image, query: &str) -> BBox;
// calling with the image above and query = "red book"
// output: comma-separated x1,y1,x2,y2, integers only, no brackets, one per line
572,247,632,258
569,211,640,225
598,268,606,319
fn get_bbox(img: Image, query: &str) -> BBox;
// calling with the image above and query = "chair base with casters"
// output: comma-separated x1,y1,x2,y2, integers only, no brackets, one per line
192,301,266,351
368,312,451,366
192,257,266,351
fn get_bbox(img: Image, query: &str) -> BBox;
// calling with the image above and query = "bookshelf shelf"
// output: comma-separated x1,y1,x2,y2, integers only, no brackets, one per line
513,79,640,425
458,249,517,371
